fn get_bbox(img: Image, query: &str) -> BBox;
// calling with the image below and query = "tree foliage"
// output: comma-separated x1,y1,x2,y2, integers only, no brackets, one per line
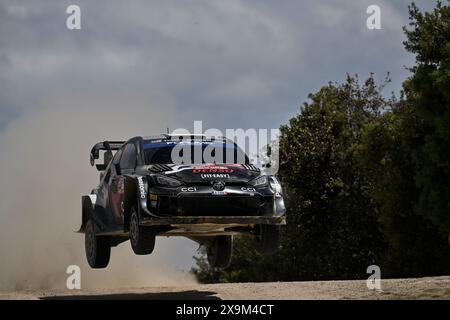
403,1,450,233
192,75,389,282
191,1,450,282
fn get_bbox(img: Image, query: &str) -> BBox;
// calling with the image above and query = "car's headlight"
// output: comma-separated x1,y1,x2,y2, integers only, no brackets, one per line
269,176,282,193
155,175,183,188
249,175,268,187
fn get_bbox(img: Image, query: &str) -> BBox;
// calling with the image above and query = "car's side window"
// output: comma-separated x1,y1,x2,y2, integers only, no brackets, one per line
120,143,137,170
104,148,122,179
119,145,129,169
127,144,137,169
103,166,112,184
112,148,123,165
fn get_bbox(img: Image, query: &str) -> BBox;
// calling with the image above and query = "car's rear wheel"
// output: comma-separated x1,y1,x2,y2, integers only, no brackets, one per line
256,224,280,255
207,235,233,269
85,219,111,268
129,206,156,255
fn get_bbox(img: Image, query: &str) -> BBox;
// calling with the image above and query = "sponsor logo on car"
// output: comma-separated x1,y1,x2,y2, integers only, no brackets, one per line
192,164,234,173
241,187,256,192
181,187,197,192
193,168,234,173
137,177,146,199
212,190,228,196
212,181,226,191
201,173,230,179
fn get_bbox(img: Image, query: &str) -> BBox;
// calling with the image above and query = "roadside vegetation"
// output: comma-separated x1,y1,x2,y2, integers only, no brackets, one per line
192,1,450,282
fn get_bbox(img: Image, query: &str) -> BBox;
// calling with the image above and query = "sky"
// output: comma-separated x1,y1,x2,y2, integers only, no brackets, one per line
0,0,439,289
0,0,437,132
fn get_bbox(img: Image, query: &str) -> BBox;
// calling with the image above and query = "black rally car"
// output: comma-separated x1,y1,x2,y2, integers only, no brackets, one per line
80,134,286,268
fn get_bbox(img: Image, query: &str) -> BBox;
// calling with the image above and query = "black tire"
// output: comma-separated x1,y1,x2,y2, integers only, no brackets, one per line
256,225,280,255
85,219,111,268
207,235,233,269
129,206,155,255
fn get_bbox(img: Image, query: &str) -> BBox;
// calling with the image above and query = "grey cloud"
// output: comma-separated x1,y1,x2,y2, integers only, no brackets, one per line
0,0,432,131
0,1,437,289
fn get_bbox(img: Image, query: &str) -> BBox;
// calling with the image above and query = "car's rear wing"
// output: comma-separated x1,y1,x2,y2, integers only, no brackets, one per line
90,141,125,171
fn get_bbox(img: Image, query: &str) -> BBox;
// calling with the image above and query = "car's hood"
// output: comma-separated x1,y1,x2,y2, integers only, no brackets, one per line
161,163,260,183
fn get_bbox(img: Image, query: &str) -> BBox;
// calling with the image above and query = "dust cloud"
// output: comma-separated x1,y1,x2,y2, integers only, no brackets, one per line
0,90,198,291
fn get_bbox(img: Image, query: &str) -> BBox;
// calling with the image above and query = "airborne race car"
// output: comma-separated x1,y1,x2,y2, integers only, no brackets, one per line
80,134,286,268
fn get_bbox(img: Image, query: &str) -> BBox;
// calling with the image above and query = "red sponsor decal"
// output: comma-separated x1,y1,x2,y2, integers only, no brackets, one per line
192,164,234,173
193,168,234,173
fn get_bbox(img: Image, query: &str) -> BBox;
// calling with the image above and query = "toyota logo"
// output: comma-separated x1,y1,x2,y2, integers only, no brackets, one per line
212,181,226,191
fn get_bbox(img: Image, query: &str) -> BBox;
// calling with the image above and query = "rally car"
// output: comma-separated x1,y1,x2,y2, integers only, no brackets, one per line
80,134,286,269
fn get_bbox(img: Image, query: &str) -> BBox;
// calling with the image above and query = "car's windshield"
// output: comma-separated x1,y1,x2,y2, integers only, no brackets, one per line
143,140,249,165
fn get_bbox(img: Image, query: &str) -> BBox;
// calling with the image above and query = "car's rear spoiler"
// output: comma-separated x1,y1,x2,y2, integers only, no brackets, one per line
90,141,125,171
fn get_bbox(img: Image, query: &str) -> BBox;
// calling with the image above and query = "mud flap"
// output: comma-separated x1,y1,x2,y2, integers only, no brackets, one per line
79,195,97,233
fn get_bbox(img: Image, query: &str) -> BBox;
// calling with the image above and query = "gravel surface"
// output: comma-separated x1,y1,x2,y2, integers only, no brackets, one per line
1,276,449,300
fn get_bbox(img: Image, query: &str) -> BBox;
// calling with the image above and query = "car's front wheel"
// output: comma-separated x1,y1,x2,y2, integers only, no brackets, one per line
207,235,233,269
129,206,156,255
85,219,111,268
256,224,280,255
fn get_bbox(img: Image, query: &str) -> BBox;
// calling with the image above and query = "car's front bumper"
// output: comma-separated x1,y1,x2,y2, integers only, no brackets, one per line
139,214,286,237
140,184,286,220
140,214,286,226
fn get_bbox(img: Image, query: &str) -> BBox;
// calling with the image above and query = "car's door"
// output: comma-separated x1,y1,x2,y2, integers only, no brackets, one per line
109,143,137,225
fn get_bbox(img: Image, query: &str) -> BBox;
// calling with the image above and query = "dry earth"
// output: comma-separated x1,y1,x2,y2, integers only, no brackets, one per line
1,276,450,300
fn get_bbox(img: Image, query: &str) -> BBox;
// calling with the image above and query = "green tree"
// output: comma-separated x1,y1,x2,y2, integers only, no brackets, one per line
191,2,450,283
357,97,450,277
276,75,387,280
192,75,388,282
403,1,450,234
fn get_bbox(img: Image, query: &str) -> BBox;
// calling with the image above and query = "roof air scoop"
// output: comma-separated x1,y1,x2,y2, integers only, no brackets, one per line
241,164,260,172
148,164,173,173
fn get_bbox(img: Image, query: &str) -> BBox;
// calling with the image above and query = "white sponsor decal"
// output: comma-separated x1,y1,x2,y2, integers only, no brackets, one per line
201,173,230,179
241,187,256,192
181,187,197,192
212,191,227,196
137,177,146,199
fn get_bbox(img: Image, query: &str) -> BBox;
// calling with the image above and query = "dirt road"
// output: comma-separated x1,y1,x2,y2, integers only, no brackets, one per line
1,276,449,300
